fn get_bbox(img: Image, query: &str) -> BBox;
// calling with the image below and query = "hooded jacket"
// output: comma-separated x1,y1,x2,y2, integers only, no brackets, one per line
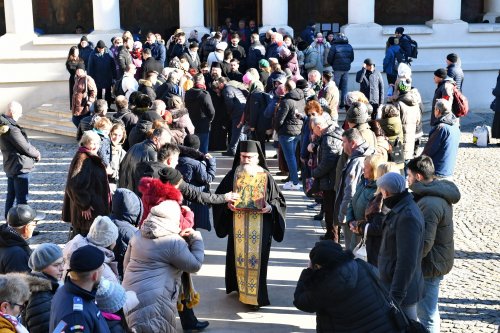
312,123,343,191
0,224,31,274
274,88,305,136
122,201,204,333
110,188,142,278
410,179,460,278
294,259,402,333
24,272,59,333
327,39,354,72
395,88,423,160
423,113,460,178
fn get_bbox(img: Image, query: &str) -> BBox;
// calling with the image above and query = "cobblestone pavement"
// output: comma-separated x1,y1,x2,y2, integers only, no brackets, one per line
0,111,499,332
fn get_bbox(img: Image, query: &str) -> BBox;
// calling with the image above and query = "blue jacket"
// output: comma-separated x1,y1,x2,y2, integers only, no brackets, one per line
110,188,142,278
78,43,94,69
50,279,111,333
144,41,166,65
327,41,354,72
382,45,401,76
300,26,315,45
422,113,460,177
177,156,216,231
87,49,116,88
447,63,464,91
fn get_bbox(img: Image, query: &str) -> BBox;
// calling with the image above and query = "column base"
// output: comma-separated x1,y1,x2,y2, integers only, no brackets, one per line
341,23,382,43
483,12,500,23
425,20,468,34
180,26,211,42
259,25,294,37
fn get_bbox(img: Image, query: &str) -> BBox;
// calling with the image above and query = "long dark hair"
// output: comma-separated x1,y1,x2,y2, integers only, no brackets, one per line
67,46,79,62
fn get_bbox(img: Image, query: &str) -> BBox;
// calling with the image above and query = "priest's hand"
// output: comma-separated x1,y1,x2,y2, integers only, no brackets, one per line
260,203,272,214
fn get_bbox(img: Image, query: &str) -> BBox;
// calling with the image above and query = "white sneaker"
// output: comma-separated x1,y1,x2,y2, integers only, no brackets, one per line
283,181,302,190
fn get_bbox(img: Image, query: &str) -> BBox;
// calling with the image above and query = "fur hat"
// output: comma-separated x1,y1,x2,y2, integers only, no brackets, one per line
346,102,368,124
87,216,119,248
96,279,127,313
446,53,458,63
434,68,448,79
377,172,406,194
28,243,63,271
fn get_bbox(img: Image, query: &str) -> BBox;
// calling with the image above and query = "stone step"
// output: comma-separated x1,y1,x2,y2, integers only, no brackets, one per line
19,121,76,137
19,99,76,137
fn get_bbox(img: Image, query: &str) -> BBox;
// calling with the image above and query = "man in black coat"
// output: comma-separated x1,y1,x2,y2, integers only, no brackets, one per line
141,48,163,79
377,172,425,321
309,116,343,242
0,204,45,274
118,37,133,78
185,73,216,153
327,33,354,107
0,101,41,217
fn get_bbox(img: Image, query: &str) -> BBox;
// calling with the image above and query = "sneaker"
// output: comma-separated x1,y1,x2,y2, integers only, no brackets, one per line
283,181,302,190
307,202,319,210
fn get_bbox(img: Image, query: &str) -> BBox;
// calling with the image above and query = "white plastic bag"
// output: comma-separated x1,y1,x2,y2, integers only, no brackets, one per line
473,125,491,147
353,224,369,262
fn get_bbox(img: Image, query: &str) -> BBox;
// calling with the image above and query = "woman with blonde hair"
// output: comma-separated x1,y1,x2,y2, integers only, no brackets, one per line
350,160,400,266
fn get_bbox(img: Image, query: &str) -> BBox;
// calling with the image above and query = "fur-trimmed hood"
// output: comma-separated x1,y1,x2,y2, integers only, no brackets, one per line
27,272,59,293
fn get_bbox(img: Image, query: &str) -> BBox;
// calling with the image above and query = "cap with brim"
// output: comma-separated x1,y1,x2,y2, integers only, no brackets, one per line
7,204,46,227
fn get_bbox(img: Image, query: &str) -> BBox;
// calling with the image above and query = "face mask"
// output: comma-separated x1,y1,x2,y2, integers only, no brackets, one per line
317,38,324,43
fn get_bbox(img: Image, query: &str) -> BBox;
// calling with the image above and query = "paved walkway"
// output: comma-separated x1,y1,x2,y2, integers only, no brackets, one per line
0,109,499,332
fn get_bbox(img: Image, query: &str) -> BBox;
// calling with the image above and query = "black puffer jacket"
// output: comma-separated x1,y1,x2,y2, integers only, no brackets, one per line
0,224,31,274
312,124,343,191
185,87,216,133
327,40,354,72
127,111,163,148
274,88,305,136
294,259,402,333
410,179,460,278
447,64,464,91
24,272,59,333
110,188,142,278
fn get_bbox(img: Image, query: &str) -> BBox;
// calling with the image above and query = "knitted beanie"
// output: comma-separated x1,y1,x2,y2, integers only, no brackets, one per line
346,102,368,124
96,279,127,313
376,172,406,194
28,243,63,271
87,216,119,248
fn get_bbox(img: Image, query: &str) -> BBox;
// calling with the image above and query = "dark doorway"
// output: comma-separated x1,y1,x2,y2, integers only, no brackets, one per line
0,0,5,36
288,0,347,35
205,0,260,31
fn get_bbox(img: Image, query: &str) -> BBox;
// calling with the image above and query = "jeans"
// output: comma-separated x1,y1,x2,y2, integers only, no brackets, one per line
5,173,30,218
333,70,349,106
278,134,300,184
342,224,356,250
417,276,443,333
323,190,339,242
227,119,245,154
197,132,210,154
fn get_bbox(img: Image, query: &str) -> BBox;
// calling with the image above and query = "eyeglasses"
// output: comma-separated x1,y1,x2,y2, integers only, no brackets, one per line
9,302,25,312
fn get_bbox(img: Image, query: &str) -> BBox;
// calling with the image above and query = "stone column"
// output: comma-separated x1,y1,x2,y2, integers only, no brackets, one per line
348,0,375,24
4,0,34,35
92,0,121,32
484,0,500,22
179,0,209,42
433,0,461,21
260,0,294,36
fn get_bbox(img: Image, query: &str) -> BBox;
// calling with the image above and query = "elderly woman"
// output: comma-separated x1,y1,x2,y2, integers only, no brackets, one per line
122,180,205,333
0,274,31,333
346,154,387,249
294,240,403,333
62,130,111,238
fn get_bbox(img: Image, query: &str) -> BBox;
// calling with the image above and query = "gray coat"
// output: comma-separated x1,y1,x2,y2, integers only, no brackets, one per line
122,201,204,333
410,179,460,278
355,68,385,105
311,124,343,191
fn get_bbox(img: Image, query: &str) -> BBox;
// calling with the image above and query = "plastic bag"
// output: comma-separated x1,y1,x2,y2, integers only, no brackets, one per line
472,125,491,147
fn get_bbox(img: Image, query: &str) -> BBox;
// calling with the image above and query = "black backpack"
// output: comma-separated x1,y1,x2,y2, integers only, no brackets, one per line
113,77,126,97
406,36,418,59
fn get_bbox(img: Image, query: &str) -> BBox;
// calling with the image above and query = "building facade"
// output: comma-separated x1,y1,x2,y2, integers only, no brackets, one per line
0,0,500,113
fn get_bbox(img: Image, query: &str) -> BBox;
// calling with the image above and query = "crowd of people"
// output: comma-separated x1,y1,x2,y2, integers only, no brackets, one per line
1,18,496,333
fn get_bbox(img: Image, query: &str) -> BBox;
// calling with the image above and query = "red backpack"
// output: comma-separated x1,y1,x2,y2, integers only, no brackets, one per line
451,85,469,117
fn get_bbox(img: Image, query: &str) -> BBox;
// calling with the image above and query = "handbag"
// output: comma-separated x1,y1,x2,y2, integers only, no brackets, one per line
352,224,369,261
389,137,405,164
357,259,430,333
